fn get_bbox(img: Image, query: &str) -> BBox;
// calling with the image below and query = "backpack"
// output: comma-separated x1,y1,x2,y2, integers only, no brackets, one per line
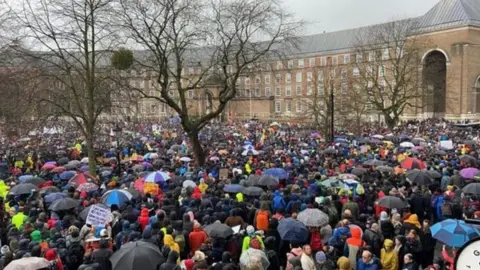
310,231,323,251
255,210,269,231
175,233,186,252
327,206,338,224
67,242,84,266
441,202,453,216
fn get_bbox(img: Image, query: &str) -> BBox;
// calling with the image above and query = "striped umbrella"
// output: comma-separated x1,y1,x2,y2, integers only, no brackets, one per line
401,157,426,170
144,171,170,183
68,173,95,187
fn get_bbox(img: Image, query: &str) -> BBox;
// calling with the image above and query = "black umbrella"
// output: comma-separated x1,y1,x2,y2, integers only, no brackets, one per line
464,140,476,146
435,150,447,156
56,150,67,156
258,175,279,187
376,165,393,173
24,177,45,185
57,157,69,165
242,186,263,196
79,203,109,220
426,170,442,179
363,159,385,166
9,183,39,195
323,148,337,154
462,183,480,195
110,241,164,270
406,169,433,185
204,223,234,238
246,175,261,186
377,196,407,209
63,163,77,170
459,155,477,165
40,186,60,194
351,168,367,176
48,198,78,211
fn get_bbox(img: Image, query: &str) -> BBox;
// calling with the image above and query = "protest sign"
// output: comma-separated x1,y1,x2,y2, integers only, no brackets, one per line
86,205,112,227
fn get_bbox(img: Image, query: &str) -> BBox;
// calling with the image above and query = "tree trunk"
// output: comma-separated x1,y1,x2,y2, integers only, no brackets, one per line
384,114,398,130
85,124,97,177
188,130,206,167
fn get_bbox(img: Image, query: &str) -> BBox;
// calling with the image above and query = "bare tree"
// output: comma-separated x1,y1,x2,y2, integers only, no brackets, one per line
116,0,300,165
354,19,431,129
6,0,126,175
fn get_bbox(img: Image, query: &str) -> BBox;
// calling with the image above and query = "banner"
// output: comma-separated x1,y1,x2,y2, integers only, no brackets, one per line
86,205,112,226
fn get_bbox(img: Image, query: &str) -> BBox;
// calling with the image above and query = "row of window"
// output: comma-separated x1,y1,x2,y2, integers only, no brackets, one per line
274,100,303,113
237,83,354,97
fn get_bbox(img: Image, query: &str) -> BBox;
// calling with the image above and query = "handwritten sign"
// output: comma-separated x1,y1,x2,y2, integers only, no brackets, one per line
144,183,159,196
219,168,228,179
86,205,112,227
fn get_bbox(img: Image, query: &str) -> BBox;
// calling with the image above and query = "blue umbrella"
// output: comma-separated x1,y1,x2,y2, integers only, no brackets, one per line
264,168,288,179
277,218,309,242
44,192,68,204
18,175,33,182
59,171,76,181
430,219,479,247
243,140,252,145
223,184,244,193
101,170,112,177
102,190,132,206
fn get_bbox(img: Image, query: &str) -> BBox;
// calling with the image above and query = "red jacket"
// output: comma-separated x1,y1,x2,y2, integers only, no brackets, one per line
192,187,202,200
189,227,207,255
137,208,150,231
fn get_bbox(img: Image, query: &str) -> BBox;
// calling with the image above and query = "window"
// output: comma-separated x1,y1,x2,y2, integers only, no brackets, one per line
296,85,302,96
275,101,281,112
296,72,302,83
341,83,348,94
309,58,315,67
265,87,271,97
379,65,385,77
298,59,304,68
285,86,291,96
264,75,270,84
277,61,282,70
321,57,327,66
275,74,281,83
131,69,137,76
317,83,324,96
344,55,350,64
367,66,373,76
188,67,194,74
353,68,360,77
296,101,302,112
255,88,260,97
129,80,136,88
245,88,251,97
285,73,291,83
330,69,336,78
307,86,313,96
367,81,373,88
141,69,147,77
341,69,347,80
275,87,281,96
160,103,166,113
139,80,145,89
382,48,389,60
379,79,386,92
356,54,363,63
287,60,293,69
307,72,313,85
188,90,193,99
245,77,250,85
255,76,261,85
369,51,375,62
286,101,292,112
318,71,324,82
332,56,338,66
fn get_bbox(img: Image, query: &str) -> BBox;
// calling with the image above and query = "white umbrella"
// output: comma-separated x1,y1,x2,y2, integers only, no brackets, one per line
209,156,220,161
81,157,89,164
400,142,415,148
371,134,384,139
180,157,192,162
149,153,159,159
269,121,281,127
182,180,197,188
242,149,259,156
4,257,49,270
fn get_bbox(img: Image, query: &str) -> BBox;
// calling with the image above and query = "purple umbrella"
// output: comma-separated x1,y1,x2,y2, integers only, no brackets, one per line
460,167,479,179
142,162,152,168
79,165,90,172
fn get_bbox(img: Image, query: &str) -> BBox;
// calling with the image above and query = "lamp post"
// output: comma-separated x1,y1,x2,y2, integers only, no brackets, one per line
329,79,335,143
114,125,122,176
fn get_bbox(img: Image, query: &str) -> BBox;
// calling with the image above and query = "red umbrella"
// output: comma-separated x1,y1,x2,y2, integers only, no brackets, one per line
401,157,426,170
52,166,66,173
68,172,95,187
41,163,57,171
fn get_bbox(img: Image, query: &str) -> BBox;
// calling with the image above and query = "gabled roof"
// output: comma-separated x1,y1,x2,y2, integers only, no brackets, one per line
413,0,480,33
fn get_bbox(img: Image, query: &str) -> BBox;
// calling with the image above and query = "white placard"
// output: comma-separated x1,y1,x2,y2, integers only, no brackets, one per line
232,225,241,234
440,140,453,150
86,205,112,226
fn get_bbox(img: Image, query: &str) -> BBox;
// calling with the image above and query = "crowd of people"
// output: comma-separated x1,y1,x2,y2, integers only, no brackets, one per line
0,118,477,270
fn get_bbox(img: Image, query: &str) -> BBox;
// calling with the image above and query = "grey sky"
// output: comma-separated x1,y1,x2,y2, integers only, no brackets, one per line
284,0,441,35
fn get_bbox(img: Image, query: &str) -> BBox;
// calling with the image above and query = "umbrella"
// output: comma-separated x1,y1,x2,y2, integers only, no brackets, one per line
56,150,67,156
9,183,39,195
76,183,99,192
52,166,66,173
430,219,479,247
48,197,78,211
80,157,89,164
319,178,342,188
257,175,279,187
269,121,281,127
41,163,56,171
246,175,261,186
241,149,259,156
110,241,164,270
377,196,407,209
144,171,170,183
44,192,68,204
18,175,33,182
277,218,309,242
4,257,49,270
59,171,76,181
435,150,447,156
240,248,270,270
351,167,367,176
223,184,244,193
376,165,393,173
68,173,95,187
401,157,426,170
264,168,288,179
63,163,78,170
182,180,197,188
323,148,337,154
426,170,442,179
459,155,477,164
371,134,384,139
242,186,263,197
79,203,110,220
209,156,220,161
79,165,90,172
297,208,329,227
363,159,385,166
102,189,133,206
337,174,358,181
204,223,234,238
462,182,480,195
463,140,476,146
24,177,45,185
180,157,192,162
460,167,480,179
57,157,69,165
406,169,433,185
400,142,415,148
40,186,60,194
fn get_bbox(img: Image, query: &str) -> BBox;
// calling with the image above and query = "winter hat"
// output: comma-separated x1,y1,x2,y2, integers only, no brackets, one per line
192,250,206,262
246,225,255,236
0,245,10,255
380,211,389,221
315,251,326,262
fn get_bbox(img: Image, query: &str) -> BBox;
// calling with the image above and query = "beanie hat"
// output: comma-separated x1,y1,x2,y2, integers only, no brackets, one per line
315,251,326,262
0,245,10,255
380,211,389,221
246,225,255,235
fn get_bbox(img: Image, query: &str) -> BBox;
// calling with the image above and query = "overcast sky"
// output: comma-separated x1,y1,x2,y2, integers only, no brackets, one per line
284,0,441,35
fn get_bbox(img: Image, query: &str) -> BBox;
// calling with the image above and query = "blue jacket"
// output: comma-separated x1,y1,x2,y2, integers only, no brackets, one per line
356,259,379,270
328,226,351,246
433,195,445,220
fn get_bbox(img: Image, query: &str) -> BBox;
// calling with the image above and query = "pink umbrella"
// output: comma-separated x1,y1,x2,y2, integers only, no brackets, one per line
41,163,57,171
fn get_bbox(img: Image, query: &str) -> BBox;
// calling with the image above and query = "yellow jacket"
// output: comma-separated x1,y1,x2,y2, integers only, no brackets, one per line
380,239,398,270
